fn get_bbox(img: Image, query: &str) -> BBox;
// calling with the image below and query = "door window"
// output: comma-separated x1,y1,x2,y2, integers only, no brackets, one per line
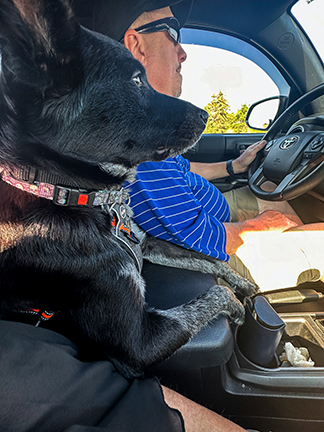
292,0,324,63
179,29,290,134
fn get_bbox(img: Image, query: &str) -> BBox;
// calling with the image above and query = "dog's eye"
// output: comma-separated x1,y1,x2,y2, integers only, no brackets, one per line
132,74,143,87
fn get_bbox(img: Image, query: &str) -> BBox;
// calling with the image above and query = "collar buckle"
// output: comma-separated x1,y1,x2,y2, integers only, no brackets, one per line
53,185,96,207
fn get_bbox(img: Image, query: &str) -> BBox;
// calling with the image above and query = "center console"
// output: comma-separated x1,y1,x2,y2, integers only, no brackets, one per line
219,283,324,432
144,260,324,432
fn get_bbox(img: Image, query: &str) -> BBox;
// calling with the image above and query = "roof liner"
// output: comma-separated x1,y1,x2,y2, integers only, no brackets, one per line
187,0,298,38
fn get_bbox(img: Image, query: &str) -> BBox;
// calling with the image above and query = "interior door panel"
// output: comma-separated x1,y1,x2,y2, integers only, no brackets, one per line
186,133,264,163
185,133,264,191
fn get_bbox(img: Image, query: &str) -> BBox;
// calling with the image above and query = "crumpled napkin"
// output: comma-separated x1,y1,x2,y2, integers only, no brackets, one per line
279,342,315,367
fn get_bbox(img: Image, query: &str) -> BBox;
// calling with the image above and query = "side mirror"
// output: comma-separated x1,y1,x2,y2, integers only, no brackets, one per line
245,96,288,131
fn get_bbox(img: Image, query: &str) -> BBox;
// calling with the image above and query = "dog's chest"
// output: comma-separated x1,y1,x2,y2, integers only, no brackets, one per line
0,223,24,253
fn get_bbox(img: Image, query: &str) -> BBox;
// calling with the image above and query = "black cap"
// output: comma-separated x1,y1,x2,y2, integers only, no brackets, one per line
73,0,193,42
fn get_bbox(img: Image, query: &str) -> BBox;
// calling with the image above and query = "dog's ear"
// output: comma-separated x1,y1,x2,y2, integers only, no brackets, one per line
0,0,81,93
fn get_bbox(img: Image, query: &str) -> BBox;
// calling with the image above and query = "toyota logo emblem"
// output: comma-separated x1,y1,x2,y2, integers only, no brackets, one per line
279,136,299,149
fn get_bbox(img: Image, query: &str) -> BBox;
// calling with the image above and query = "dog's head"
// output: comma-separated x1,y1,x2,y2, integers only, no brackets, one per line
0,0,208,187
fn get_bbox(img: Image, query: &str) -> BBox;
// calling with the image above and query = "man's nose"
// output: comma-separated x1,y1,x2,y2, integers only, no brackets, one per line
178,44,187,63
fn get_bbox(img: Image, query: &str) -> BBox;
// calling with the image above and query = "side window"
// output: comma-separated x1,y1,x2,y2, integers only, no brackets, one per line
180,29,290,134
292,0,324,63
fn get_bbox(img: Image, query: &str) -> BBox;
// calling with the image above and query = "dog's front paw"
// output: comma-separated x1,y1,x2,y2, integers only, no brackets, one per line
239,278,260,297
225,293,245,326
220,286,245,325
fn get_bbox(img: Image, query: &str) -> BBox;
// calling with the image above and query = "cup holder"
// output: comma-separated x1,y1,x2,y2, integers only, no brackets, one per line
236,295,324,369
237,296,286,368
228,295,324,393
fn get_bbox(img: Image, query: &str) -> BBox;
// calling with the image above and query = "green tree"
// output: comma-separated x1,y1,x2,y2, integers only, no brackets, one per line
204,93,263,134
204,91,231,133
228,103,251,133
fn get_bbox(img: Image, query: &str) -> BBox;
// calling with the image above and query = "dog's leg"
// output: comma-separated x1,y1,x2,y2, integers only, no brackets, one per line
65,253,244,380
102,281,244,379
142,235,259,297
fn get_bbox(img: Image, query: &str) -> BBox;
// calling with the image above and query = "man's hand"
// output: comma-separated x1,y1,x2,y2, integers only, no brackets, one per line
232,140,267,174
190,139,267,181
224,210,299,255
247,210,299,232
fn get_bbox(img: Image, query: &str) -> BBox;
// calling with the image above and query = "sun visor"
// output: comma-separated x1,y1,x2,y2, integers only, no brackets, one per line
73,0,193,41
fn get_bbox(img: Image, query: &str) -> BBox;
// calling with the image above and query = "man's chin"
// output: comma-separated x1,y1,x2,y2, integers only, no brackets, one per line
163,76,182,98
173,82,182,98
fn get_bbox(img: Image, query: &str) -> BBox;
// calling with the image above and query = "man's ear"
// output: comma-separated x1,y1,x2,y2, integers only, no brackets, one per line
123,29,145,63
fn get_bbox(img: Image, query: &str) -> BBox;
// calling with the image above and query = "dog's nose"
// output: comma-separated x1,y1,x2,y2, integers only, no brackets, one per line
200,109,209,124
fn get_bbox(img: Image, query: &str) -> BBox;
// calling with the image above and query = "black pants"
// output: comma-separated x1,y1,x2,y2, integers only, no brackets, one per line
0,319,184,432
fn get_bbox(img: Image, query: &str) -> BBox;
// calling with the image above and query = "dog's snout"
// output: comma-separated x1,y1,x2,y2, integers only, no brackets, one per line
200,109,209,124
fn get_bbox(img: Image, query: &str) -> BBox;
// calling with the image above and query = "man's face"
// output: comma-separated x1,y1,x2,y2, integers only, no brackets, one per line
132,8,187,98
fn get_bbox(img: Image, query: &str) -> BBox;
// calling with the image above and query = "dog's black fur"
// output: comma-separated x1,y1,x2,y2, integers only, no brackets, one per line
0,0,257,379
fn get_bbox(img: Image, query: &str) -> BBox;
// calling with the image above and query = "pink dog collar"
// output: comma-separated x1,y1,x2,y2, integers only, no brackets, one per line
1,170,129,208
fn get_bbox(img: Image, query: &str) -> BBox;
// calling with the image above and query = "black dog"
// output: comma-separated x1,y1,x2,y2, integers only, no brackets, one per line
0,0,255,379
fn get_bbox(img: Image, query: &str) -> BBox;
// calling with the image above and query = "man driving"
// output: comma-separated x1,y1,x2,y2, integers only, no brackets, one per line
77,0,324,290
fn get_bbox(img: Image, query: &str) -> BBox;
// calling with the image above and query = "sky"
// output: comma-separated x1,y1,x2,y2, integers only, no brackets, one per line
180,44,278,112
293,0,324,59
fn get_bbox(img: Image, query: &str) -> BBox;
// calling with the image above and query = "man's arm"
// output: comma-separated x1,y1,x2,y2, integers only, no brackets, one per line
190,140,266,181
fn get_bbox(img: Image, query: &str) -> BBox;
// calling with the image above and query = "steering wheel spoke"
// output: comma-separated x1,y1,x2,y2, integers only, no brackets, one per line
273,163,309,196
249,163,265,186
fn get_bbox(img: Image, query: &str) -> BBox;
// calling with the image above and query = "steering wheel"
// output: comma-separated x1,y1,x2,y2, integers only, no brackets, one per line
248,83,324,201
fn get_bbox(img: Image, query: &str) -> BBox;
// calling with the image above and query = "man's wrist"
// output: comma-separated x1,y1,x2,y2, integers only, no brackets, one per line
231,158,243,174
226,159,237,178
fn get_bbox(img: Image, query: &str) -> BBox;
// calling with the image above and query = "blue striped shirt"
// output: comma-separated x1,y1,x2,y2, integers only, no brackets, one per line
125,155,230,261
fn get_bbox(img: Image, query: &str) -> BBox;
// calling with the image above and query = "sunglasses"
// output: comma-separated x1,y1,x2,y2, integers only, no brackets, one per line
133,17,181,44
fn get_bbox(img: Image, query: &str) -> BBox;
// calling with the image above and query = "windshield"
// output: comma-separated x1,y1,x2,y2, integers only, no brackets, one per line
292,0,324,62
